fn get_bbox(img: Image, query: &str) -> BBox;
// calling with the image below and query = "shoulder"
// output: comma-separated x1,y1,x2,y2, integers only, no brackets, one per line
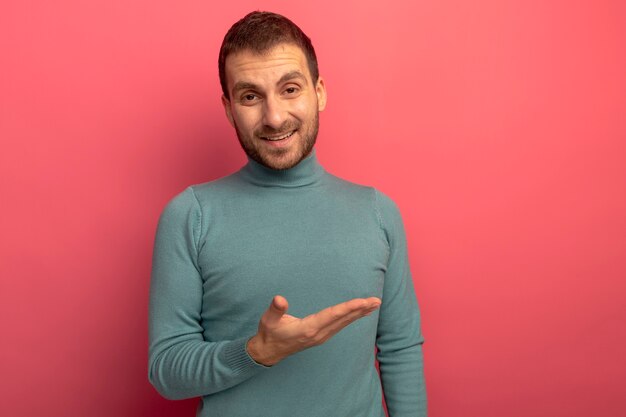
325,172,402,216
162,171,242,213
155,187,202,241
156,172,232,223
322,172,406,236
159,186,199,221
373,189,403,226
323,172,378,201
372,189,407,249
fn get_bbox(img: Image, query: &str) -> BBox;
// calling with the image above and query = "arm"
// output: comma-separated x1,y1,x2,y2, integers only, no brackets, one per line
375,190,427,416
148,187,381,399
148,187,266,400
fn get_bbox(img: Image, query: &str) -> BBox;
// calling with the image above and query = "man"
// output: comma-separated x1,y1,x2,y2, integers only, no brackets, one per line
149,11,426,417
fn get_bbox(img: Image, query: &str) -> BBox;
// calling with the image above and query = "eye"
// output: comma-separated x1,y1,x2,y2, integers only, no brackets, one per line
239,93,260,105
283,86,300,96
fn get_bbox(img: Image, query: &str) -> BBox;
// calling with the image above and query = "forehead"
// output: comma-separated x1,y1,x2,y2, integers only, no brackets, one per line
224,43,312,89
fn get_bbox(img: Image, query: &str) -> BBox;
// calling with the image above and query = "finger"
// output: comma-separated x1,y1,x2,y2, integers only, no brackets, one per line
341,297,381,310
306,297,381,329
332,297,381,317
264,295,289,324
327,303,378,330
273,295,289,312
307,301,381,345
364,297,382,308
332,299,381,325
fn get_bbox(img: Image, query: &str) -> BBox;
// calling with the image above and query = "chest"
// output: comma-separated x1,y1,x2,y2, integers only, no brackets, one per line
196,190,388,335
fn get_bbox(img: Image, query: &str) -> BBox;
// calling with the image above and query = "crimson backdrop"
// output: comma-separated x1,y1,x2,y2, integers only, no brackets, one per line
1,1,625,416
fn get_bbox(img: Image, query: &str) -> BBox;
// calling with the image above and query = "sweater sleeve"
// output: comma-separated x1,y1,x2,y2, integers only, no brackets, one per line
148,187,266,400
375,190,427,416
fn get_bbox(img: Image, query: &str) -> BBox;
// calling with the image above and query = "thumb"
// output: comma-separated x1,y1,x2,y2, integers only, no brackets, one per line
265,295,288,323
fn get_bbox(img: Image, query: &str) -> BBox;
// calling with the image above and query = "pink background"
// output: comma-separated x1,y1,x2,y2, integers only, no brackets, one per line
2,1,625,416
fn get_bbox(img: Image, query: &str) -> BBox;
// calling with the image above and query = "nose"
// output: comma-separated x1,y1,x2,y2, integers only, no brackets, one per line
261,95,287,130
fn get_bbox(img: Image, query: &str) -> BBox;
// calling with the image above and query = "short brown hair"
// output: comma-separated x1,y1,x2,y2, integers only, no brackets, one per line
218,11,319,98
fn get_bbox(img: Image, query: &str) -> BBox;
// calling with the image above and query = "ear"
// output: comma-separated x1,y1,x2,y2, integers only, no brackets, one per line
315,77,327,112
221,95,235,128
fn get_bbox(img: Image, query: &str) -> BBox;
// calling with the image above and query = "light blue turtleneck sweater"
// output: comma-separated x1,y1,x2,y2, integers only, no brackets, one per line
148,151,426,416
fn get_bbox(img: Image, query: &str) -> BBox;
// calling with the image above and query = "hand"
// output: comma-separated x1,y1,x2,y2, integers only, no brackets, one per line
246,295,381,366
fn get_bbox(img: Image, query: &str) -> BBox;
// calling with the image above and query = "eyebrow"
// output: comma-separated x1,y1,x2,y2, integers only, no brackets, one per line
231,71,308,96
278,70,307,85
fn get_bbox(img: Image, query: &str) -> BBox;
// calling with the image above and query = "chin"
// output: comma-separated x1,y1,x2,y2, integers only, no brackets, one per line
261,150,305,170
263,157,299,170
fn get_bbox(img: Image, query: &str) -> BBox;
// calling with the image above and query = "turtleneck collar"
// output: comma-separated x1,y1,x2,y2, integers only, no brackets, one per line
238,149,326,188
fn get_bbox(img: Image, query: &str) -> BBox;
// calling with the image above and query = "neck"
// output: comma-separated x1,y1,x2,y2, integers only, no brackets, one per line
239,150,325,188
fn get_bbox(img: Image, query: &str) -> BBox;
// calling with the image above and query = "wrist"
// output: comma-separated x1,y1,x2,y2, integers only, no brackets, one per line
246,335,278,366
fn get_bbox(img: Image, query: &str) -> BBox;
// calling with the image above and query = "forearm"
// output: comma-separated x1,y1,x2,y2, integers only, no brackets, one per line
377,301,426,416
148,335,264,399
379,342,426,417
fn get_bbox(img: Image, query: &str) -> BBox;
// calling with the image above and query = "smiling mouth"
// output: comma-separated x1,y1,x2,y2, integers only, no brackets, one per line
260,130,296,141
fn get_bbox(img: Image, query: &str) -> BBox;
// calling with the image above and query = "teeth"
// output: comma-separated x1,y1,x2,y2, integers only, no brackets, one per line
264,131,294,141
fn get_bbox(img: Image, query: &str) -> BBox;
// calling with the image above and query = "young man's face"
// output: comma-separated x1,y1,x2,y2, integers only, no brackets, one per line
222,43,327,170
